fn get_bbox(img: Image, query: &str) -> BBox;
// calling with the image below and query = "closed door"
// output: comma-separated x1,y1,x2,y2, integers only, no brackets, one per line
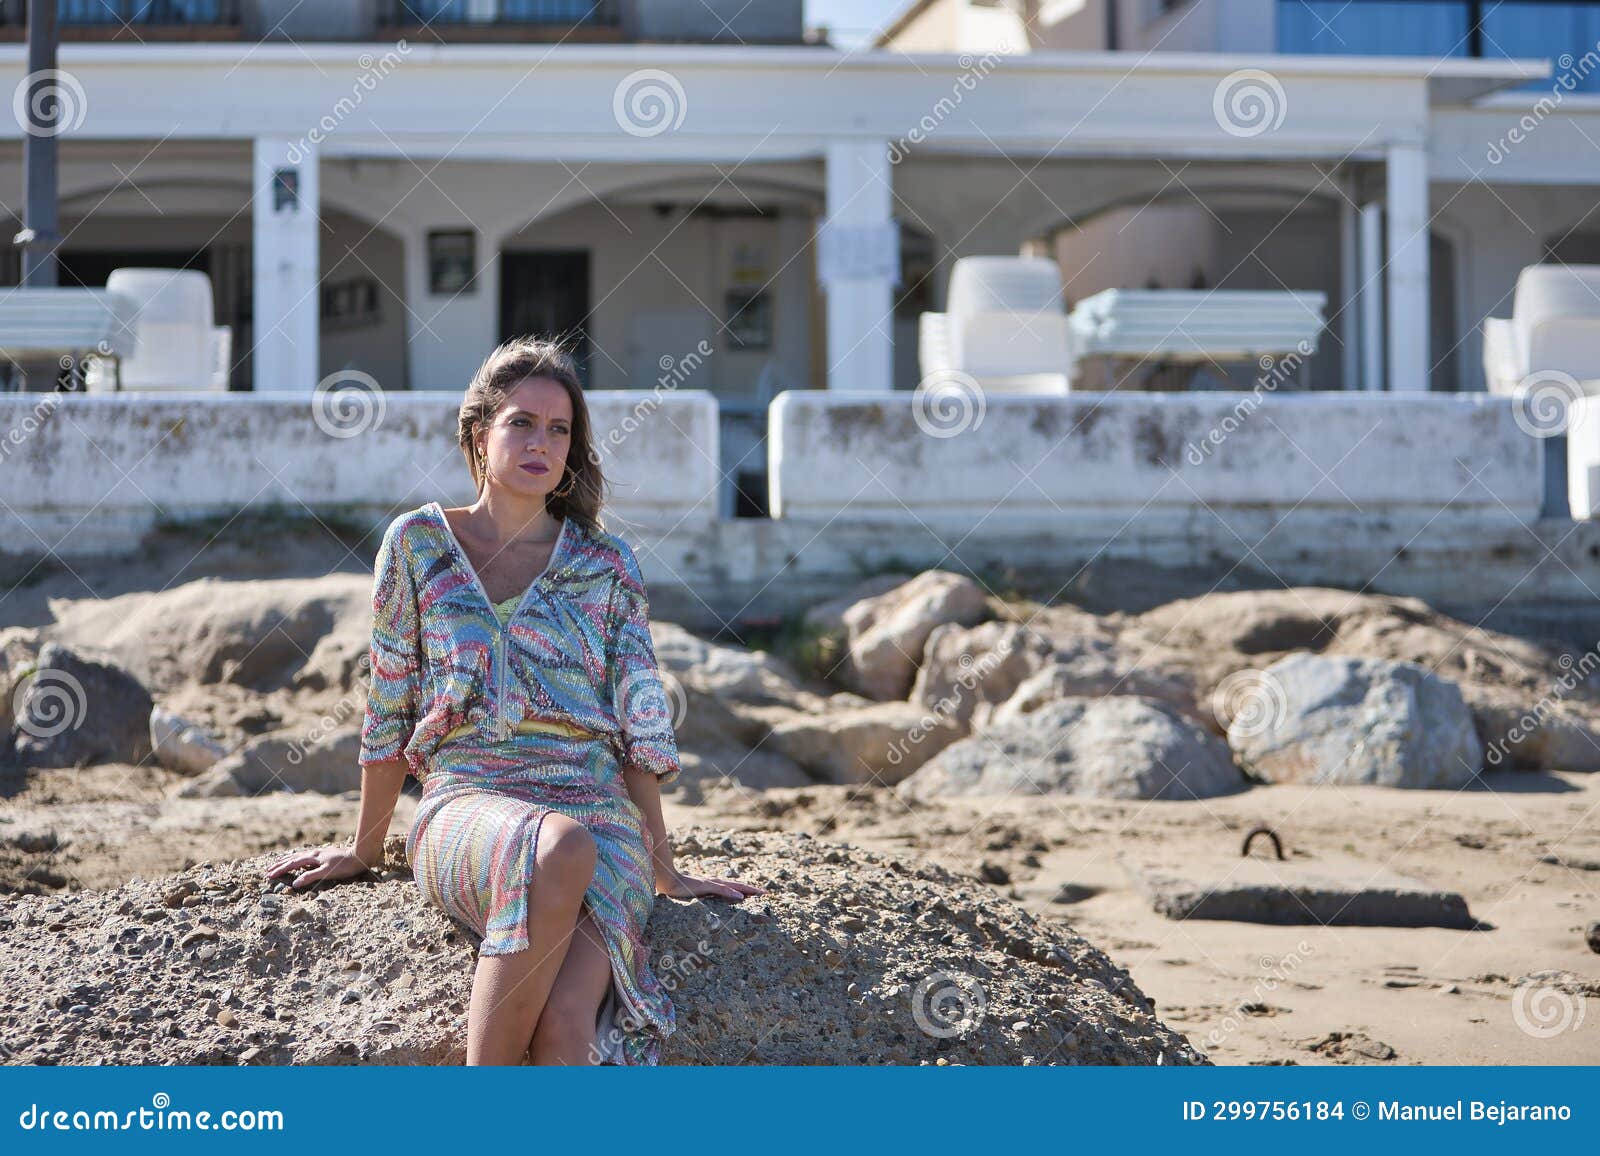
499,249,591,384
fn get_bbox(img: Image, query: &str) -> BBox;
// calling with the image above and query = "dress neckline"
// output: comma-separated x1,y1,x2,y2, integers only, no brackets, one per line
427,499,569,619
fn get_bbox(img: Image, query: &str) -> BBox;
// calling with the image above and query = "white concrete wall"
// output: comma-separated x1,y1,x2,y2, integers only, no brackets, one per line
0,391,720,556
768,388,1544,532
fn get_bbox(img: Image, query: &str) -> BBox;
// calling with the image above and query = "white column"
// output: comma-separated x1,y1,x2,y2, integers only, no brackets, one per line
1359,201,1384,392
252,137,320,392
820,139,896,392
1338,186,1359,391
1385,141,1430,392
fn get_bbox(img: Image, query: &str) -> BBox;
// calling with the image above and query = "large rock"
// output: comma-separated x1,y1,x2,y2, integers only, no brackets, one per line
992,645,1202,729
43,576,371,697
0,829,1207,1067
10,642,154,770
840,571,993,701
897,696,1246,802
172,726,363,798
770,701,966,785
1226,653,1483,788
1128,587,1600,771
909,621,1054,730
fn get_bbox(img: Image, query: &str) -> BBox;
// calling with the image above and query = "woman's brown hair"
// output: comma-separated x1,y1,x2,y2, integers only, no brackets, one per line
457,336,607,532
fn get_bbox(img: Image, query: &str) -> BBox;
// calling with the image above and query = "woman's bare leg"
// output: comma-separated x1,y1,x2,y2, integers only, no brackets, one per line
528,906,614,1065
465,813,596,1065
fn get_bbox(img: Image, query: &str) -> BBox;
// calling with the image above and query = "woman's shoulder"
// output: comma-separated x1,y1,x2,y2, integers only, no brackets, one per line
572,521,643,581
374,504,445,568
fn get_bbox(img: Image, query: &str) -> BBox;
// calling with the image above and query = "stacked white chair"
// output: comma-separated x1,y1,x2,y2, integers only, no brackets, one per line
1068,288,1327,373
918,256,1072,393
85,268,232,392
1481,264,1600,396
0,288,138,383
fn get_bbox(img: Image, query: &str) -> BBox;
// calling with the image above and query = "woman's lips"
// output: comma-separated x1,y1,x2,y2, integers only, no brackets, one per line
520,463,550,475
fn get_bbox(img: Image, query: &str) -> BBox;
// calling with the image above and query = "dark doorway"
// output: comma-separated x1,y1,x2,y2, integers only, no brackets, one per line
499,249,592,383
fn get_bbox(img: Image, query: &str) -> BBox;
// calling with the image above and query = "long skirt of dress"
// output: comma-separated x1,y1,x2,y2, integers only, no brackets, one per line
405,727,676,1066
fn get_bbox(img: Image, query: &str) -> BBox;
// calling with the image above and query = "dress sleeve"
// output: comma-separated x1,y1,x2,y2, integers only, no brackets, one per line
604,541,682,786
359,519,423,767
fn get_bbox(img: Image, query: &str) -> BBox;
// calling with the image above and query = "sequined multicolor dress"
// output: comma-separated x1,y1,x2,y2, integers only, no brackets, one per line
358,500,682,1065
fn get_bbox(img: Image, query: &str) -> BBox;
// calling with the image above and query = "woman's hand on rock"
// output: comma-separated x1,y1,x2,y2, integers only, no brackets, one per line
656,868,766,902
264,845,376,890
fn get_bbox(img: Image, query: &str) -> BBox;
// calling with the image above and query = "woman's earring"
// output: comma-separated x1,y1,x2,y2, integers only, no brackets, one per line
553,469,576,498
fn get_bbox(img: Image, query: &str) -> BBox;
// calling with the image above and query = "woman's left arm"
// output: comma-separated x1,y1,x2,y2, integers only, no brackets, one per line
606,540,765,903
622,765,765,901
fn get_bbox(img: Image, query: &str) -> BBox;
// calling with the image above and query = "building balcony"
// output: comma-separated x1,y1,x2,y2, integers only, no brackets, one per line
374,0,625,41
0,1,244,41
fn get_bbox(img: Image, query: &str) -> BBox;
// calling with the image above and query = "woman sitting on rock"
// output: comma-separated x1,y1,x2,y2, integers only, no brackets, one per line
265,337,763,1065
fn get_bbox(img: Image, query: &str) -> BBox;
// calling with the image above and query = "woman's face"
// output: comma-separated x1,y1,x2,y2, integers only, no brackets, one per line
476,376,575,501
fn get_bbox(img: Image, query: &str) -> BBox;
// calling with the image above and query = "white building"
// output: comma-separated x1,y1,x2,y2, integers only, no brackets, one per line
0,0,1588,509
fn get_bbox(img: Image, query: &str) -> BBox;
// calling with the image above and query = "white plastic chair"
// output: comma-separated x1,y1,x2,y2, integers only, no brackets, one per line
85,268,232,392
919,256,1072,393
1482,264,1600,395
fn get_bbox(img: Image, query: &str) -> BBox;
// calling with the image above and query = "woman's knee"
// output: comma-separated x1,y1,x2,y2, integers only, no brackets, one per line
535,814,597,891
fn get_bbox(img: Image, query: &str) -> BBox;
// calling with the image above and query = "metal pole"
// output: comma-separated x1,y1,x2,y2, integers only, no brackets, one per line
13,1,60,390
19,0,60,289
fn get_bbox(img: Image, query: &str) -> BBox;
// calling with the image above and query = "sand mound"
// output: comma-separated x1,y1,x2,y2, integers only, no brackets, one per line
0,828,1204,1066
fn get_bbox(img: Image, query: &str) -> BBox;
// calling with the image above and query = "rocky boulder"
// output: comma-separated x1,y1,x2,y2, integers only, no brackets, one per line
1127,587,1600,771
839,572,993,701
897,696,1246,802
1226,653,1483,789
0,829,1206,1067
9,643,154,770
769,702,966,786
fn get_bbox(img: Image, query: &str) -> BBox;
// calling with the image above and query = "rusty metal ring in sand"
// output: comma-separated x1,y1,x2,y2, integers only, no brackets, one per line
1241,824,1286,860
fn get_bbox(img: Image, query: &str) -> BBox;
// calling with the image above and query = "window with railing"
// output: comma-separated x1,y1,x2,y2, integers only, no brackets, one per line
377,0,621,24
1277,0,1600,92
17,0,241,23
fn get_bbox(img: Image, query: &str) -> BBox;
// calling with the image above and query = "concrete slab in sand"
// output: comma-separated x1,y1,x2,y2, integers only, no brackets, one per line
1120,851,1475,928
